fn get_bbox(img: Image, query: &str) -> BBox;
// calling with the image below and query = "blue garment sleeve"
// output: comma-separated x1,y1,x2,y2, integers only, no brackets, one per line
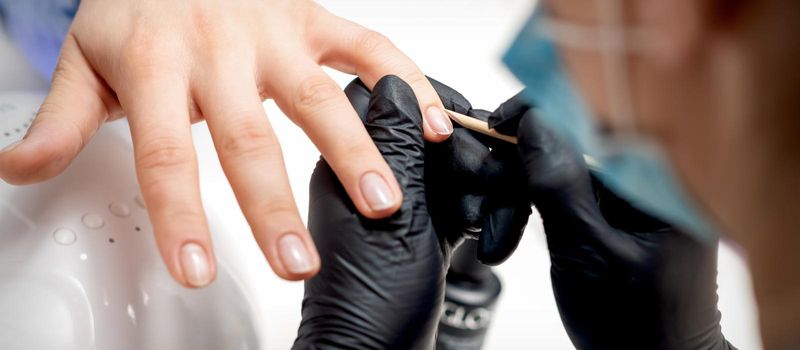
0,0,79,80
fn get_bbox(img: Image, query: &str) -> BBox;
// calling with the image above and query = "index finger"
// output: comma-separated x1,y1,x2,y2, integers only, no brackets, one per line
306,7,454,143
262,57,403,219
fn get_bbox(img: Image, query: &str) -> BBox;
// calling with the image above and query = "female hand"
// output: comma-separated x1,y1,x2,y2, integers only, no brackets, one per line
0,0,453,287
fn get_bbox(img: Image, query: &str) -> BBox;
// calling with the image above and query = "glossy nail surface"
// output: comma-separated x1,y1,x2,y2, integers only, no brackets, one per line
425,106,453,135
180,242,212,288
360,171,395,211
278,233,314,274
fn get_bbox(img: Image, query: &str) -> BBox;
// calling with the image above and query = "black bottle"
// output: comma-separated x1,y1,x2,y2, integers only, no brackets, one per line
436,240,502,350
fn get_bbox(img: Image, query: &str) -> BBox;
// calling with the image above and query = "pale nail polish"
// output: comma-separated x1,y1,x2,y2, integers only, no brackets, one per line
1,140,23,153
180,242,212,287
278,233,313,274
360,172,395,211
425,106,453,135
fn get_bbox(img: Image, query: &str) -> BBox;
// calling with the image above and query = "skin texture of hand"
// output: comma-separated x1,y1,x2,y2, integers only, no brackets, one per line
0,0,454,288
488,94,735,350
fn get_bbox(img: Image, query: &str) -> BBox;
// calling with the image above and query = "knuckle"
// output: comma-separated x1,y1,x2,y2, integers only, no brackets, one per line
354,29,394,58
118,32,174,79
399,71,428,90
160,207,205,226
50,35,85,85
119,54,163,80
50,58,78,86
137,176,202,221
190,8,215,38
136,137,194,172
293,75,340,116
197,34,244,66
255,199,297,218
36,102,86,149
256,84,270,101
219,118,280,160
338,141,377,166
250,199,299,228
122,27,158,55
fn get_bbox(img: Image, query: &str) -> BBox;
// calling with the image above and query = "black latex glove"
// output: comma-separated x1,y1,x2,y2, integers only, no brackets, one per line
422,81,532,266
488,93,735,350
346,77,532,266
293,76,457,349
294,75,531,349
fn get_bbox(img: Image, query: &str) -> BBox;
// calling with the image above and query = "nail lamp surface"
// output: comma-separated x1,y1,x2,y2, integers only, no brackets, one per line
0,92,266,350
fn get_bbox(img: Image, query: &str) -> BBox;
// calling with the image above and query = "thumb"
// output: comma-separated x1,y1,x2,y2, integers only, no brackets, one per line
0,34,116,184
478,201,532,266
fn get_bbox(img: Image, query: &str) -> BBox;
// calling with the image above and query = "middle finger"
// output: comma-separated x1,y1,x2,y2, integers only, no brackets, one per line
195,60,320,280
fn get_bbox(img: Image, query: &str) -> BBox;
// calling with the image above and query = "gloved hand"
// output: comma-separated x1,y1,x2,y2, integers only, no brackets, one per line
422,82,532,266
345,76,532,266
294,75,454,349
293,75,530,349
487,93,735,349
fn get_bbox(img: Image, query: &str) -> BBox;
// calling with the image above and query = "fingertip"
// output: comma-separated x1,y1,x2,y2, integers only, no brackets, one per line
372,76,452,141
177,241,218,288
1,78,109,184
0,133,73,185
273,232,321,280
1,140,23,154
477,204,531,266
357,170,403,219
422,126,452,143
422,105,453,143
3,33,112,185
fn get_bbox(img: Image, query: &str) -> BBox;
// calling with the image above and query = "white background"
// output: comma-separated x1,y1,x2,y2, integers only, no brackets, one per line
0,0,761,348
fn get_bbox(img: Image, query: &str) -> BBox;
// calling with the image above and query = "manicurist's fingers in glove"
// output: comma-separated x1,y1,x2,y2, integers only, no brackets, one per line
0,0,451,287
347,76,533,266
295,76,534,348
295,75,452,349
486,94,735,349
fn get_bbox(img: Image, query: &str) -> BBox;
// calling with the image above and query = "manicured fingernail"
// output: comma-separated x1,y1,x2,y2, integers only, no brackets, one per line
1,140,23,153
360,171,395,211
180,242,212,288
278,233,313,274
425,106,453,135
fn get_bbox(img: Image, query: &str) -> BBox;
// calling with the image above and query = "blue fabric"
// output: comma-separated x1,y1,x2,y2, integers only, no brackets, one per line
0,0,79,80
502,8,717,241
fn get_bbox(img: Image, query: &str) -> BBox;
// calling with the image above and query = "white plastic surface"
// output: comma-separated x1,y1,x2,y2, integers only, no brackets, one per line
0,92,268,350
52,227,77,246
108,202,131,218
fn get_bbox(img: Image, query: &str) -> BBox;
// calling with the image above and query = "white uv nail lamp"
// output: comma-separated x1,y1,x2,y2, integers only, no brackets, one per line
0,92,267,350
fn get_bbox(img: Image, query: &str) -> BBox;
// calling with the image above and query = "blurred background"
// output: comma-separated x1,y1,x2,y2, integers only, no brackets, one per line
0,0,761,348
